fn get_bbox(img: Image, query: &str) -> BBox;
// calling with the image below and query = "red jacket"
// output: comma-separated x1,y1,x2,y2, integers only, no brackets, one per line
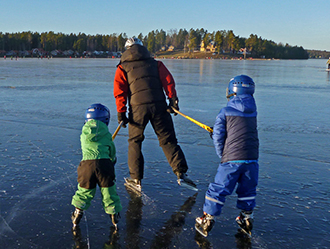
113,61,177,113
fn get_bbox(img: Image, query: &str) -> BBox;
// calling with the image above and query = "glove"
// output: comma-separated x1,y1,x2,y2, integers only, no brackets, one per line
209,127,213,139
167,97,179,116
117,112,129,128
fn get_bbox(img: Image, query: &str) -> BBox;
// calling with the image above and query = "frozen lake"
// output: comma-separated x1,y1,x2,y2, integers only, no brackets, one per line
1,57,330,248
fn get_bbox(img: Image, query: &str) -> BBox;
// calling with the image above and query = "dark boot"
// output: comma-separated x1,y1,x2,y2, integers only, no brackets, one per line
176,172,198,191
195,212,215,237
71,208,83,228
124,177,142,193
236,211,253,236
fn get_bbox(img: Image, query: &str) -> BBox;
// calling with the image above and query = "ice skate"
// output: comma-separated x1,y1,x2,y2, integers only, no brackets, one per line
71,208,83,229
195,213,215,237
236,211,253,237
124,177,142,193
176,173,198,191
110,213,121,229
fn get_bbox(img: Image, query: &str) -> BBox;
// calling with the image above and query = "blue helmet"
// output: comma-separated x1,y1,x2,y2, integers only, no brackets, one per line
85,103,110,126
226,75,255,100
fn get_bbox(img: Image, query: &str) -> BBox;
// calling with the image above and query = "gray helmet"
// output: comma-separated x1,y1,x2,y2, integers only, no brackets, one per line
125,37,143,49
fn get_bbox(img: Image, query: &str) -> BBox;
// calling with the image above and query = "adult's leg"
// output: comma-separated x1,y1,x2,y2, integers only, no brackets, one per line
128,105,149,179
149,102,188,174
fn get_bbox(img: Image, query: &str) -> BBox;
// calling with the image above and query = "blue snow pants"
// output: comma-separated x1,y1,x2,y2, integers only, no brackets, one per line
203,161,259,216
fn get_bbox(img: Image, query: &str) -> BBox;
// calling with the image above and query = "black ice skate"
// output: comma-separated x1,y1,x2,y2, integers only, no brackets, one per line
110,213,121,229
236,211,253,237
71,208,83,229
176,173,198,191
124,177,142,193
195,213,215,237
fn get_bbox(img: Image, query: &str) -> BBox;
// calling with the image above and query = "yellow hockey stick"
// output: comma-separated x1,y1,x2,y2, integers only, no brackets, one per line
112,121,123,140
171,107,213,133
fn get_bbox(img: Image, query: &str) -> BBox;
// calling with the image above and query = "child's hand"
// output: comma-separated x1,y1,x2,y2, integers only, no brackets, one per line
209,127,213,139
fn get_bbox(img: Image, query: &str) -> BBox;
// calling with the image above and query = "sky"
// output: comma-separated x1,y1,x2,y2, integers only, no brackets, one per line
0,0,329,51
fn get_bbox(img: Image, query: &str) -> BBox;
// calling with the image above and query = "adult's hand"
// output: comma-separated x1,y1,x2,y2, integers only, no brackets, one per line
167,97,179,116
117,112,129,128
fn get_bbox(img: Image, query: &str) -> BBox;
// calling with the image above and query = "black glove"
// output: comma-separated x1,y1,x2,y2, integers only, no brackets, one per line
117,112,129,128
167,97,179,116
209,127,213,139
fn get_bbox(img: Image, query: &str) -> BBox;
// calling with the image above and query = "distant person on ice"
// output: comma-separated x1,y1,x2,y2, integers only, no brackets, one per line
113,37,197,192
327,57,330,70
71,104,122,230
195,75,259,237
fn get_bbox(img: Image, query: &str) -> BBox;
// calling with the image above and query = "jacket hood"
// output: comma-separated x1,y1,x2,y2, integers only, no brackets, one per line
120,45,151,63
227,94,256,114
80,119,115,161
81,119,110,143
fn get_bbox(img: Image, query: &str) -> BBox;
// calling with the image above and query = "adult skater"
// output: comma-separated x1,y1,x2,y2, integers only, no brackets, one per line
113,37,197,192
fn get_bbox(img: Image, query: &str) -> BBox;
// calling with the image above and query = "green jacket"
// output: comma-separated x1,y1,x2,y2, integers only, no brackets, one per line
80,120,116,162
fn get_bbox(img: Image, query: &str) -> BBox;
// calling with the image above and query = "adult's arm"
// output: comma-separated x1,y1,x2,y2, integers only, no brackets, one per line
158,61,177,99
113,65,128,113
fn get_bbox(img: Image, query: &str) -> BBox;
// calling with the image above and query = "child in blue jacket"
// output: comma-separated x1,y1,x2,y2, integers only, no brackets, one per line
195,75,259,237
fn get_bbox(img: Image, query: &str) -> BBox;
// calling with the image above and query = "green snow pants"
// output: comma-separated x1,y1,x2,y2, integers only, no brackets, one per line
71,159,122,214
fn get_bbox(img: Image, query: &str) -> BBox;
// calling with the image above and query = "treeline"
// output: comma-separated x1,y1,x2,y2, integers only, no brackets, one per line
307,50,330,59
0,28,309,59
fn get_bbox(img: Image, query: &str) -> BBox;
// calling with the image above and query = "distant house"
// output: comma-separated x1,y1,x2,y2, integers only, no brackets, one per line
167,45,175,51
63,50,74,56
237,48,251,55
51,50,61,56
200,41,216,52
6,50,17,56
19,50,30,56
32,48,46,56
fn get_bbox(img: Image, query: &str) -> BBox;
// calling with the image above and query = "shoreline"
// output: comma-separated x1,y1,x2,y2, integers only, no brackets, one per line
3,55,310,61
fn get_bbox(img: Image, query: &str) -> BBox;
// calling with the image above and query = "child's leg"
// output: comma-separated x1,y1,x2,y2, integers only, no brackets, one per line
72,160,98,210
235,162,259,211
203,162,241,216
96,159,122,215
100,184,122,214
72,184,97,210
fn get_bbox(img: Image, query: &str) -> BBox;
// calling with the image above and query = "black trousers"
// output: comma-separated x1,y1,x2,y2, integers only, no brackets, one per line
128,102,188,179
77,159,116,189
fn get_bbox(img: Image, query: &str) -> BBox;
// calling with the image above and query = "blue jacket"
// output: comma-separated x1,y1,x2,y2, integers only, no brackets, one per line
213,94,259,163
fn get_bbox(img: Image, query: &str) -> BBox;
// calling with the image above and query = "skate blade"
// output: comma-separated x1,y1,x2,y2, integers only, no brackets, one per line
178,179,198,191
124,177,142,195
195,224,208,237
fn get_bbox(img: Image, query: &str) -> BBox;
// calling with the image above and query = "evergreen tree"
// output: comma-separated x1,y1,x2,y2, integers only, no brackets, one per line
147,31,155,53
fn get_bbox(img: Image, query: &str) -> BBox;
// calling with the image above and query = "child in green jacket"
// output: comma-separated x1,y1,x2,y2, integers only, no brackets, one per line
71,103,122,229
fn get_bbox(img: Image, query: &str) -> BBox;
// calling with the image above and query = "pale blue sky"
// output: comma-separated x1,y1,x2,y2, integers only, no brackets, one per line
0,0,329,51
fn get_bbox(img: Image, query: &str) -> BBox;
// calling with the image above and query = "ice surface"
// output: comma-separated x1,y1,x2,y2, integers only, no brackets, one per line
0,58,330,248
